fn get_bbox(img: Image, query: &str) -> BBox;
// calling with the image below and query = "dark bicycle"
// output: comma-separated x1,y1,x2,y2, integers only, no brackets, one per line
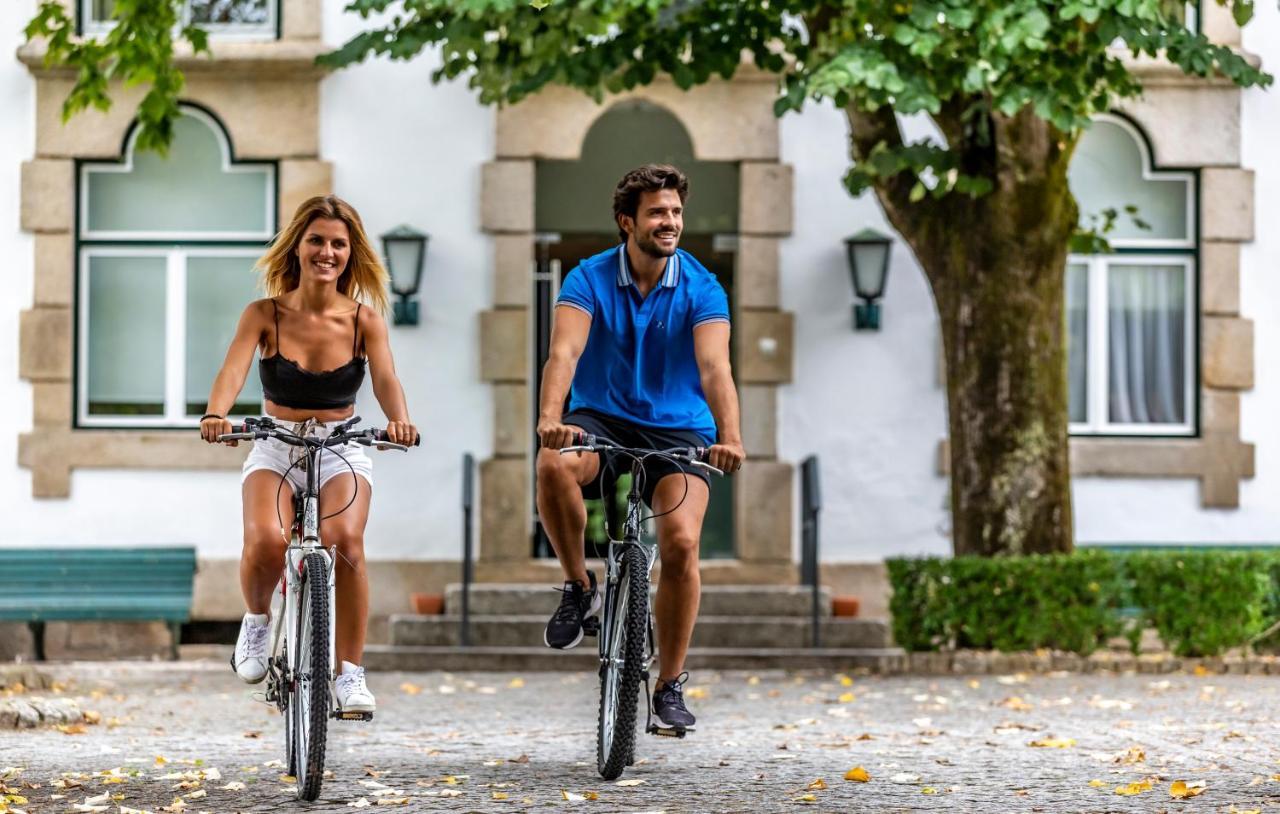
217,415,416,801
558,432,722,780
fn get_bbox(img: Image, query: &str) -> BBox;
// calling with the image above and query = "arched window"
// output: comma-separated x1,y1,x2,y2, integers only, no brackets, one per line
1067,114,1196,436
77,106,276,427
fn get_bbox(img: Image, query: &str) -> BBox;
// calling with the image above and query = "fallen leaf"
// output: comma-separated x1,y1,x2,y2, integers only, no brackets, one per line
280,775,297,784
615,779,646,787
439,790,462,798
922,787,938,794
492,792,510,800
856,733,874,741
347,799,371,809
82,710,102,725
399,683,422,695
1088,779,1106,788
844,767,871,783
242,730,262,739
85,793,111,805
221,782,246,791
510,754,530,764
1169,780,1207,799
837,692,855,703
1114,779,1155,796
507,678,525,689
155,757,168,767
685,687,708,700
57,724,88,735
186,790,206,800
375,798,409,806
1029,738,1076,748
890,773,920,784
998,696,1033,712
1193,664,1210,677
807,778,827,790
562,791,586,802
839,675,854,687
795,793,817,803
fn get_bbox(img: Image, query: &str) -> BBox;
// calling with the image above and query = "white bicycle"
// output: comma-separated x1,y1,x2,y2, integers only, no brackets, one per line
219,415,414,801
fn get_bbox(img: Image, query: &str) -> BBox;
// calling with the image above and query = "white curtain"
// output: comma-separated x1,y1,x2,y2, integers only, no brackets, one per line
1107,263,1186,425
1066,264,1089,424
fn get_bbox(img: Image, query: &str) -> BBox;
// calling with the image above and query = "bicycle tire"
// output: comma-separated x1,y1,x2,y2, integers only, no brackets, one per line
596,544,649,780
292,551,331,801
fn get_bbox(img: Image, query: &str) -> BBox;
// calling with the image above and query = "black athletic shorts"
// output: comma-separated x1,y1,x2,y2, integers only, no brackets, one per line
561,408,712,508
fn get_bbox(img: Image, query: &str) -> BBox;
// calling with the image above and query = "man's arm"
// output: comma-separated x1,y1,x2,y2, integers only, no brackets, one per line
537,305,592,449
693,322,745,473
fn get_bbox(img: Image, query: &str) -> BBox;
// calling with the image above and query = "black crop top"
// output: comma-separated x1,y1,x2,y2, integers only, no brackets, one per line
259,299,366,410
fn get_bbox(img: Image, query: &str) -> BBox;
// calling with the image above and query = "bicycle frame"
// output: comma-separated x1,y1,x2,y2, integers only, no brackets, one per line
597,463,658,672
264,439,337,713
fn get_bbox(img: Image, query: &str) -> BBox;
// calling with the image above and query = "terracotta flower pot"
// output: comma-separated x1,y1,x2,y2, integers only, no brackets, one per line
410,592,445,615
831,596,860,618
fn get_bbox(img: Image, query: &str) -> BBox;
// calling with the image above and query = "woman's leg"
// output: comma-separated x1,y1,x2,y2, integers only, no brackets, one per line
319,473,372,667
241,470,294,613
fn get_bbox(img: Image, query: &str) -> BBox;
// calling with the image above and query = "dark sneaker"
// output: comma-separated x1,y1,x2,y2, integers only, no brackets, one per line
543,571,601,650
652,672,697,731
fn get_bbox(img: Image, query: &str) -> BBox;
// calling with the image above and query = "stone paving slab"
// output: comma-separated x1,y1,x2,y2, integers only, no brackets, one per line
3,661,1280,812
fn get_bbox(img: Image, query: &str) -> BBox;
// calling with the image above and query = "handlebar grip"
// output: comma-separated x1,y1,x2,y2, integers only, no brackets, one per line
572,431,587,447
372,429,420,446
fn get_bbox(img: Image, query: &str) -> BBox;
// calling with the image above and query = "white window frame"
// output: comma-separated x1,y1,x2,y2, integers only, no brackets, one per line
77,104,275,429
80,107,275,243
77,246,265,428
81,0,277,40
1067,254,1197,437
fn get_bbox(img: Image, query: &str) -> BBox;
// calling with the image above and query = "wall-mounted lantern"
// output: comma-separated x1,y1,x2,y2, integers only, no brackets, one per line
381,225,429,326
844,228,893,331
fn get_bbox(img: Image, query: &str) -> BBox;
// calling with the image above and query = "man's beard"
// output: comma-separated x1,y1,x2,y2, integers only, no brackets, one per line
635,229,679,258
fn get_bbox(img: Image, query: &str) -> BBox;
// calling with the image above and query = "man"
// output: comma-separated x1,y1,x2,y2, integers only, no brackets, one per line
536,163,746,732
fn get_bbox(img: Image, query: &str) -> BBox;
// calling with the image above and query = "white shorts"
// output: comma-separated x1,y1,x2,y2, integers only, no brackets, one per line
241,418,373,494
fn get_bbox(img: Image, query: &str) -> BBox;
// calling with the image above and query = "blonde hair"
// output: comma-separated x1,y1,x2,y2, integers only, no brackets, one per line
258,195,389,313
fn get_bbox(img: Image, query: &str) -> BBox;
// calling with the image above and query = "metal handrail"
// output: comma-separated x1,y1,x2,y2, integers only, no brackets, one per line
799,455,822,648
461,452,475,647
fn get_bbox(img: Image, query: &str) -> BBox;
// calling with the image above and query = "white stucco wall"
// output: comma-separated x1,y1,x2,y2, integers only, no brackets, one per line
3,0,1278,561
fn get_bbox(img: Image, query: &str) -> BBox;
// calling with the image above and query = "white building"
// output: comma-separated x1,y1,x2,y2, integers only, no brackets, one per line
2,0,1275,636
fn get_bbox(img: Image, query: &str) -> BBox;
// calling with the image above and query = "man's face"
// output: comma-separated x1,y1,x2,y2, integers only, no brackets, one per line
622,188,683,258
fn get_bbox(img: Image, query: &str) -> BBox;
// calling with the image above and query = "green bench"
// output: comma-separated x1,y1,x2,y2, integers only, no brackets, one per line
0,547,197,661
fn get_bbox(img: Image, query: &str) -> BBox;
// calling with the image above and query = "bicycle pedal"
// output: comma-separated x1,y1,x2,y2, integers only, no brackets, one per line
646,724,688,739
582,617,600,636
334,710,374,722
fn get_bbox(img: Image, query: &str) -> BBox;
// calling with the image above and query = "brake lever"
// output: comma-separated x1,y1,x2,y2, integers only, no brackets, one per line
690,460,725,477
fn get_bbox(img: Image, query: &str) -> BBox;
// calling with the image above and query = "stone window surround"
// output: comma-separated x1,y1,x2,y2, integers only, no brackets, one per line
475,74,799,580
936,63,1256,509
17,0,332,498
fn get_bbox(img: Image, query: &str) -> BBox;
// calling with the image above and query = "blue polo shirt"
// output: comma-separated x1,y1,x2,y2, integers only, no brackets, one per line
557,244,730,445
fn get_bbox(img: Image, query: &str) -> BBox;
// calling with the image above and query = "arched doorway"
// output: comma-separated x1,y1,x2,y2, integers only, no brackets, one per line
532,100,738,558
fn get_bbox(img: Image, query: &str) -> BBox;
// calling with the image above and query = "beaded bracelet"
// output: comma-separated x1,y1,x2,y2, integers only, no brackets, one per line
199,413,224,422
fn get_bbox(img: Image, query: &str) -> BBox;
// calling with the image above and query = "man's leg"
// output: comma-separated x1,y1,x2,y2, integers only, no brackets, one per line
534,436,599,587
650,473,710,685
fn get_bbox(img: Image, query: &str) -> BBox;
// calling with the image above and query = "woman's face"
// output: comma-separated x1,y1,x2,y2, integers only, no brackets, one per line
296,217,351,285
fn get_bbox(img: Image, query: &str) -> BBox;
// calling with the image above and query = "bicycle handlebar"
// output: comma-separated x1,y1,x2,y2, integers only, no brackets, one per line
216,416,419,452
557,432,724,477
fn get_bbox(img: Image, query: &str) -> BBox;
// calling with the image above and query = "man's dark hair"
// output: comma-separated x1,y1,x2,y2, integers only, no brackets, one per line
612,164,689,242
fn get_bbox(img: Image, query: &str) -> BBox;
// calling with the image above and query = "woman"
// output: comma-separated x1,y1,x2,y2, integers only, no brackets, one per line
200,195,418,714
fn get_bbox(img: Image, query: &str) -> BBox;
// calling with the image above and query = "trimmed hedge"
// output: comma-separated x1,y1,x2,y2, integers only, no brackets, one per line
888,549,1280,657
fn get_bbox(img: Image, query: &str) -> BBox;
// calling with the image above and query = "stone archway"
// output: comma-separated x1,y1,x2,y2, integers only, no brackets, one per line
475,75,797,583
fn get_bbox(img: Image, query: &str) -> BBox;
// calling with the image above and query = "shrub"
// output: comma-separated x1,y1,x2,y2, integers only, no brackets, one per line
887,549,1280,657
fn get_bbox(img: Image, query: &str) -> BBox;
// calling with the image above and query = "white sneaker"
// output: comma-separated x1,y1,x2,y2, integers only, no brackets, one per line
335,660,376,713
232,612,270,684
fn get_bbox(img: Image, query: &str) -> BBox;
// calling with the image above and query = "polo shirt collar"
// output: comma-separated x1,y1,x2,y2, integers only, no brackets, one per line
616,244,681,289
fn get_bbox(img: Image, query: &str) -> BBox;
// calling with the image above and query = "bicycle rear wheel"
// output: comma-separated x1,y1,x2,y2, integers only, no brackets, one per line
597,544,648,780
291,551,331,801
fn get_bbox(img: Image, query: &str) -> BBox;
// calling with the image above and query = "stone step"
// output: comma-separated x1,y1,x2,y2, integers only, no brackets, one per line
442,584,834,618
389,614,890,649
363,645,906,673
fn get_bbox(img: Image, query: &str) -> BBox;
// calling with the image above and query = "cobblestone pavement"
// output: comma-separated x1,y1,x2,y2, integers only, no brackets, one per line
5,661,1280,813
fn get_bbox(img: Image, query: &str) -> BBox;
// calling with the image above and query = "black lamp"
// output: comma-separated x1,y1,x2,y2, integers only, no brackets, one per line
844,228,892,331
381,225,429,326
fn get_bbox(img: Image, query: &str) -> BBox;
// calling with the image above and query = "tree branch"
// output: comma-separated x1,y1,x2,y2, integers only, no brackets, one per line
844,104,942,253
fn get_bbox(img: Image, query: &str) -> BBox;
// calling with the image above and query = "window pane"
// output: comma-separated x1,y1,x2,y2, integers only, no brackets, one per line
186,255,264,416
1066,263,1088,424
87,256,166,416
90,0,114,21
1107,263,1187,425
86,113,271,236
1070,119,1191,243
188,0,269,24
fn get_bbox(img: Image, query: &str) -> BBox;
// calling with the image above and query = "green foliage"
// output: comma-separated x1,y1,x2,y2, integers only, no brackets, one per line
24,0,208,155
889,550,1280,657
888,550,1124,654
1127,550,1272,657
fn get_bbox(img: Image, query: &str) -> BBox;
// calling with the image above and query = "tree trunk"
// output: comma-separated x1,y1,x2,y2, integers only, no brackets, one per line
854,107,1078,556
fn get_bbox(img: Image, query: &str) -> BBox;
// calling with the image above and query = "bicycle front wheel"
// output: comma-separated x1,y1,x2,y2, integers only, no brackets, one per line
597,544,648,780
291,551,331,801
